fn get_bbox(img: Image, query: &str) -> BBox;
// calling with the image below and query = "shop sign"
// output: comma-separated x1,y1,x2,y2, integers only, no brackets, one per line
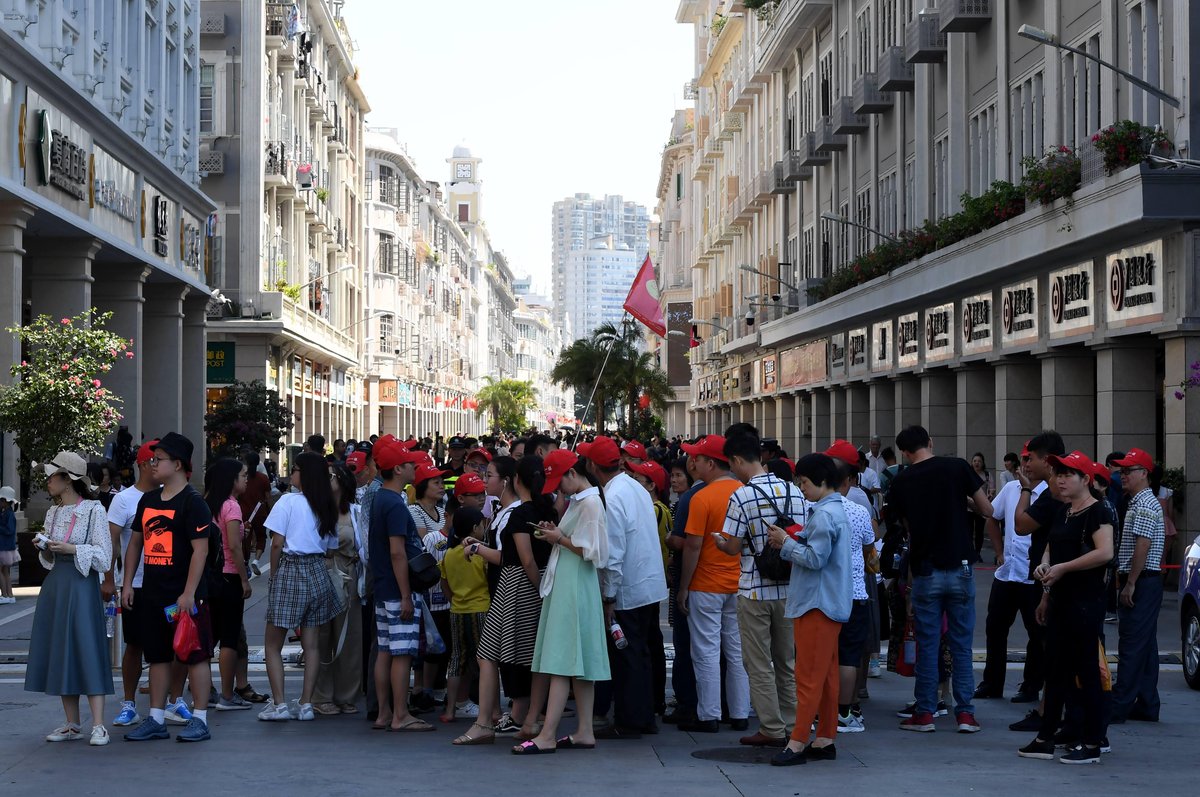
380,379,398,403
897,312,920,368
961,293,992,355
779,340,827,389
848,327,868,375
36,110,88,201
924,304,954,364
397,383,414,407
152,195,170,257
303,359,313,394
761,355,776,393
292,355,303,392
828,332,846,377
740,362,752,397
182,220,202,272
205,342,235,384
91,148,138,223
1049,261,1094,337
871,320,892,373
1106,239,1163,326
1000,280,1038,346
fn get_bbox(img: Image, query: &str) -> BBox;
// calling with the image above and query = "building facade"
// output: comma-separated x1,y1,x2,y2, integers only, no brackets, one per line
551,192,650,339
362,130,483,438
676,0,1200,554
561,234,641,341
199,0,369,448
0,0,216,488
513,289,574,430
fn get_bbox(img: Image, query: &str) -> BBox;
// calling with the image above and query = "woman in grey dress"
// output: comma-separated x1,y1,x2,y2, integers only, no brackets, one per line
24,452,114,745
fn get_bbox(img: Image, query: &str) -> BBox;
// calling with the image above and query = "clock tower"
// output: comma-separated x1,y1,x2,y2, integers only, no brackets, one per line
447,144,482,226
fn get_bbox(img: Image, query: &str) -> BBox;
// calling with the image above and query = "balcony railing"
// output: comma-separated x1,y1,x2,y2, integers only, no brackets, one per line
264,140,289,179
771,161,791,194
877,46,916,92
831,97,869,134
906,11,948,63
721,111,744,139
784,149,813,181
852,73,893,114
266,3,289,38
798,132,832,166
938,0,991,33
814,117,848,152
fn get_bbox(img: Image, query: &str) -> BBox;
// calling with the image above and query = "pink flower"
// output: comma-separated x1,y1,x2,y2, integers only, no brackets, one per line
109,350,118,358
92,379,102,387
61,364,69,372
60,317,70,324
125,352,134,359
1175,390,1185,400
20,360,26,367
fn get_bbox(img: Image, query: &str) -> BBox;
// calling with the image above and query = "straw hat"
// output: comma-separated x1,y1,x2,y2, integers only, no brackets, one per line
0,485,16,505
37,451,94,490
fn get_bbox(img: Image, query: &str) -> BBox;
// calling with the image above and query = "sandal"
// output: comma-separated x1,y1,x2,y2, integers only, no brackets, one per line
556,735,596,750
235,685,269,704
371,715,392,730
313,702,341,716
337,703,359,714
389,717,435,732
452,722,496,745
511,739,556,755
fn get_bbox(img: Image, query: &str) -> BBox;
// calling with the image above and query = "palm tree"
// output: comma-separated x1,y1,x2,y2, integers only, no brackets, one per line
474,377,537,433
551,336,615,433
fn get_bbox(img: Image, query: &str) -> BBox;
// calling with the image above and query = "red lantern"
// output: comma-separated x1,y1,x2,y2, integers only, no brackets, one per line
638,394,651,410
434,395,443,404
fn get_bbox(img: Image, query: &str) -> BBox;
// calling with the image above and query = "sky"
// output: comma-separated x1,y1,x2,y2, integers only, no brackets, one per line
347,0,694,295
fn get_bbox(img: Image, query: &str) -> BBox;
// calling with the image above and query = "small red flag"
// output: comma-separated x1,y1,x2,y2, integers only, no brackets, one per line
623,255,666,337
689,325,702,349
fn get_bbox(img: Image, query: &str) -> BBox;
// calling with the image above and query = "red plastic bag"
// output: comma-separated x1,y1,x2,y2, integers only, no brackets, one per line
896,617,917,678
173,611,201,660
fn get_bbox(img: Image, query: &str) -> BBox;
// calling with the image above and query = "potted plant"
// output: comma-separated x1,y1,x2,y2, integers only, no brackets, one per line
316,187,329,203
1021,146,1081,208
1091,120,1171,175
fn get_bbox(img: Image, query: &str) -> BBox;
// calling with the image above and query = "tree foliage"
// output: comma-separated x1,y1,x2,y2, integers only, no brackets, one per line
0,310,131,484
474,377,537,434
204,379,294,457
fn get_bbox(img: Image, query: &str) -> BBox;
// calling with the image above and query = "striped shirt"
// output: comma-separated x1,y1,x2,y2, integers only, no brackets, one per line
1118,487,1164,574
722,473,807,601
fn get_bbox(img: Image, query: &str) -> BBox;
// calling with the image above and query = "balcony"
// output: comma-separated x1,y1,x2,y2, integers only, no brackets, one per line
906,11,947,63
703,134,725,159
757,0,835,72
798,132,831,166
877,46,916,92
939,0,991,33
784,149,813,181
754,168,774,203
721,111,744,139
831,97,868,135
852,74,893,114
771,161,791,194
265,3,289,46
814,117,848,152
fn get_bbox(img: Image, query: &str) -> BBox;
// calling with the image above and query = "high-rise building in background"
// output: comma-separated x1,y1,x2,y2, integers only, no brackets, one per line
551,193,650,339
561,235,640,341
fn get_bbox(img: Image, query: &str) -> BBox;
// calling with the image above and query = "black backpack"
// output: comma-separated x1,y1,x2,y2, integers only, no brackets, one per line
179,485,226,591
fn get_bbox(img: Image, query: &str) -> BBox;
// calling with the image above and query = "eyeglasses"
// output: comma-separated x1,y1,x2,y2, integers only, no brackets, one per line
1119,466,1146,476
147,456,173,466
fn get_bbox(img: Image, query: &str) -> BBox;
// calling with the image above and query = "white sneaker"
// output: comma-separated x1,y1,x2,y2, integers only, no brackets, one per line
257,699,292,722
89,725,110,746
0,596,16,604
294,701,315,721
837,713,866,733
454,700,480,719
868,657,882,678
45,724,82,742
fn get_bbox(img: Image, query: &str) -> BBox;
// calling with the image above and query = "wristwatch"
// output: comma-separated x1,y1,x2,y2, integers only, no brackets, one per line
1020,487,1033,494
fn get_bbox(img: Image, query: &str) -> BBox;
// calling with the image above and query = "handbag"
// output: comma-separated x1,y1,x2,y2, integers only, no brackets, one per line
744,482,796,582
408,550,441,592
896,616,917,678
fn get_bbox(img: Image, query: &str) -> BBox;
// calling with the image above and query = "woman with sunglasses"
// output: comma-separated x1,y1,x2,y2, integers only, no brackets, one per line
258,452,346,722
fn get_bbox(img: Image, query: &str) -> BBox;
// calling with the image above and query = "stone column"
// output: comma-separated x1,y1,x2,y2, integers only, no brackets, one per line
869,380,895,448
811,388,831,450
182,293,207,481
994,358,1041,462
956,365,996,469
846,384,870,446
27,238,101,322
0,202,34,489
1094,341,1157,457
92,265,151,453
1164,334,1200,554
141,285,188,441
776,395,795,455
921,370,957,454
795,393,812,456
762,396,778,443
829,385,846,442
894,376,922,434
1041,350,1096,455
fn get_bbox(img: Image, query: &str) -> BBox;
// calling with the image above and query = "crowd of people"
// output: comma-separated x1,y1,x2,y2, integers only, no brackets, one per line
11,422,1169,767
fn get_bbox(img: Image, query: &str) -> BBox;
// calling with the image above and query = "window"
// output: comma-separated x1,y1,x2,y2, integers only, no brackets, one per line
458,203,470,223
378,165,394,205
675,172,683,201
1010,71,1044,177
969,105,995,194
878,0,897,50
199,63,214,134
854,189,872,255
819,52,833,116
379,313,394,350
378,233,396,275
1128,1,1162,126
801,73,815,134
933,136,949,218
879,172,898,236
904,156,916,227
838,201,851,267
857,9,872,72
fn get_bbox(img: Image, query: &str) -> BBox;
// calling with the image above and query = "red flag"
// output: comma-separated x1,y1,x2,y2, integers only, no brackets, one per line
623,255,666,337
689,325,702,349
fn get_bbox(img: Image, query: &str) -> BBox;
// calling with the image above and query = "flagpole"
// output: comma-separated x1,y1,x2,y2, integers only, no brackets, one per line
571,312,629,452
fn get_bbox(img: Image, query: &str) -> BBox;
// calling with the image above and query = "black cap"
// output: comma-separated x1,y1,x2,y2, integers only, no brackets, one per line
357,440,373,460
447,436,467,449
154,432,194,470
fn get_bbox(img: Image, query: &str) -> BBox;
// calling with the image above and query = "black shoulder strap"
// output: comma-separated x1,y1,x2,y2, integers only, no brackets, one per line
745,480,792,554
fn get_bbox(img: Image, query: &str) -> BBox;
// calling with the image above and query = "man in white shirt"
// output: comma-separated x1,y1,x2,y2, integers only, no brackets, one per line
976,446,1045,703
864,437,886,476
580,436,668,738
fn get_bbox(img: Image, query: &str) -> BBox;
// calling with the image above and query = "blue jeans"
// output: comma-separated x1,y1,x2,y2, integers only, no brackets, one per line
912,568,976,716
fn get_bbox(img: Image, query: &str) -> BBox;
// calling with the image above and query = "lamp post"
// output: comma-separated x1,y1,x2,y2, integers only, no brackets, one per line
1017,24,1180,109
293,263,355,292
688,318,731,334
820,211,900,243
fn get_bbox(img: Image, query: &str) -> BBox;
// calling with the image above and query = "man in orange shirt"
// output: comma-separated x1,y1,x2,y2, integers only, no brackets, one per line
677,435,750,733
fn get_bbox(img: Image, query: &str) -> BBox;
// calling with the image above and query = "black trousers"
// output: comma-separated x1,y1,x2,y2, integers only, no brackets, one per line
1038,596,1105,747
982,579,1045,693
595,602,661,730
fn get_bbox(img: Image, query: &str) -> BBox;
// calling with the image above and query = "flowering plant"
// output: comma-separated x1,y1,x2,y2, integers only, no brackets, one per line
0,310,132,483
1091,120,1170,175
204,379,294,457
1021,146,1081,207
1172,360,1200,401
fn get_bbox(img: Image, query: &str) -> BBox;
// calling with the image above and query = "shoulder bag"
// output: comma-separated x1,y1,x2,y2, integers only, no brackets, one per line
744,482,796,582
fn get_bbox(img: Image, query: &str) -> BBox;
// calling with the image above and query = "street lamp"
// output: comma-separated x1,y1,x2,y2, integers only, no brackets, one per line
820,211,900,243
739,264,798,302
293,264,355,291
689,318,731,334
338,309,387,334
1017,24,1180,108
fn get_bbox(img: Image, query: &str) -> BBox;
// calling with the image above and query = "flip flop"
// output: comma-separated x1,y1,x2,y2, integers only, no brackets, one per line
389,717,435,732
371,716,392,730
511,740,556,755
452,723,495,745
556,735,595,750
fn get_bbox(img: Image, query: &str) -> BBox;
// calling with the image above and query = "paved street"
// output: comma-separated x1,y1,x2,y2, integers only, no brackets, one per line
0,566,1194,796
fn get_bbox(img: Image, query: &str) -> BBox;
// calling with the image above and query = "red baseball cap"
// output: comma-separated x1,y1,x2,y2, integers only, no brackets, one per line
681,434,728,462
454,472,487,496
1020,439,1031,458
630,460,667,494
401,437,419,450
345,451,367,473
1046,450,1095,475
1088,460,1112,486
824,439,860,468
136,439,159,465
1112,448,1153,471
577,436,621,468
414,464,450,486
622,440,647,459
781,457,796,475
374,440,424,470
542,449,579,494
466,447,492,463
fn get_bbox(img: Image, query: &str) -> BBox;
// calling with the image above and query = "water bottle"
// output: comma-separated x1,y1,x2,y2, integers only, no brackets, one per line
609,620,628,650
104,596,117,639
892,552,901,572
903,633,916,664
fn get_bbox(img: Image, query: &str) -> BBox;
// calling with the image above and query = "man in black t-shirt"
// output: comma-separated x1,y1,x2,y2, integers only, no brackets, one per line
121,432,215,743
888,426,991,734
